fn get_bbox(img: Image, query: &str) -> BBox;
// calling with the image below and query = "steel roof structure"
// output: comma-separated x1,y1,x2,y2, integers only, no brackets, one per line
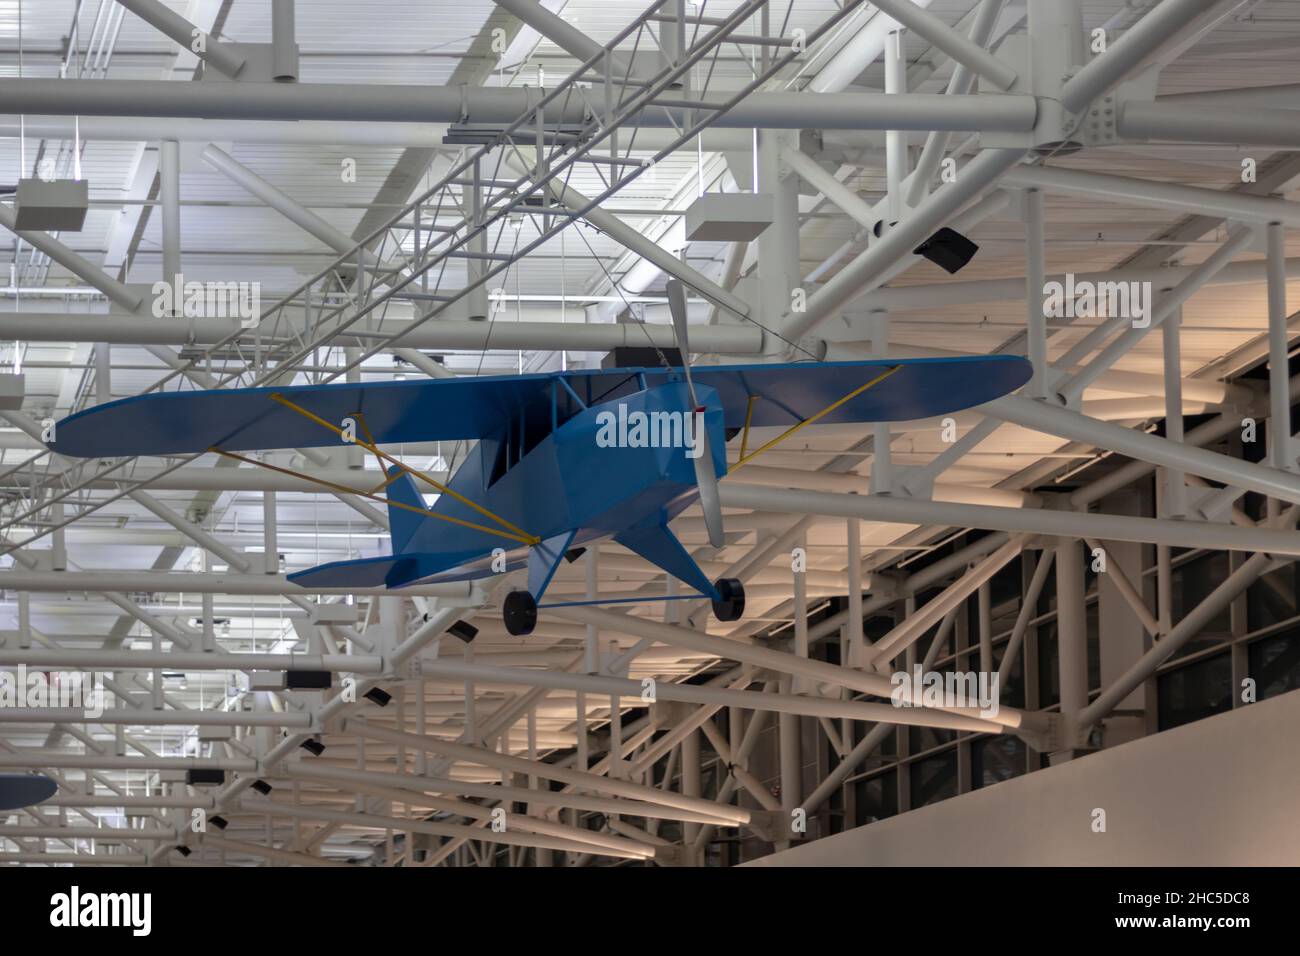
0,0,1298,868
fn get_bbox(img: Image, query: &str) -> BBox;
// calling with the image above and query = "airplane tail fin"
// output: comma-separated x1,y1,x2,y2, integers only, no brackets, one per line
385,466,427,554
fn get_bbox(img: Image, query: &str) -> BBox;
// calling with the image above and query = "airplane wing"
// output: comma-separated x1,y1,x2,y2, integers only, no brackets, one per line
48,356,1029,459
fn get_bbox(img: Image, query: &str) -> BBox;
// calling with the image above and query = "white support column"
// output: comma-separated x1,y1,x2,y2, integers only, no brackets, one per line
1054,537,1088,755
1163,306,1188,517
757,129,801,348
884,27,907,226
159,139,181,295
846,518,864,668
1267,221,1292,472
778,677,801,849
262,490,278,574
17,591,31,650
681,730,702,844
1024,187,1048,398
466,158,489,321
93,343,112,404
793,531,809,692
977,580,993,676
271,0,299,82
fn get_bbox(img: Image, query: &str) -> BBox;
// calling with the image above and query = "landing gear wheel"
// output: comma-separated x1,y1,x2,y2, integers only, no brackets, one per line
711,577,745,622
503,590,538,636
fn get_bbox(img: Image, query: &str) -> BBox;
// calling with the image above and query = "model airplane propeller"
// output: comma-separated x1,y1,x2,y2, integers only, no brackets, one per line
50,348,1029,636
665,279,726,550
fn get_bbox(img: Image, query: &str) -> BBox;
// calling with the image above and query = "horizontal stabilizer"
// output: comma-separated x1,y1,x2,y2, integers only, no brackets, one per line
288,549,482,590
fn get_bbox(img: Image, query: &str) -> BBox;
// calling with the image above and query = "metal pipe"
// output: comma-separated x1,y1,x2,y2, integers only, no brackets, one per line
1267,222,1291,471
1024,187,1047,398
809,1,937,94
983,394,1300,511
348,718,752,824
271,0,299,82
1059,0,1220,113
0,206,143,312
115,0,247,78
0,709,314,727
870,538,1022,665
718,481,1300,557
412,658,998,732
0,312,764,353
1119,102,1300,149
905,0,1006,207
201,144,383,265
1003,164,1300,228
0,569,475,598
1077,518,1294,727
492,0,641,80
159,139,181,290
853,255,1300,313
1055,538,1088,720
549,604,1035,731
0,115,753,150
867,0,1016,90
0,79,1039,131
782,148,1026,342
0,647,382,673
0,753,256,771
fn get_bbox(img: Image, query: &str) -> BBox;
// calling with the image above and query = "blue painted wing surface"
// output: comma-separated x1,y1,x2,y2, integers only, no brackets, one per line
48,356,1029,458
0,773,57,811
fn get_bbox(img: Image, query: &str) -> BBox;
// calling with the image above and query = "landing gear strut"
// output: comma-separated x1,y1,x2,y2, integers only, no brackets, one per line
711,577,745,622
503,590,538,636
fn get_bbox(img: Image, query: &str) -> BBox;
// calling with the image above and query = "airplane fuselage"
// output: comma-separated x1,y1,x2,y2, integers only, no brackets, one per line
399,380,727,580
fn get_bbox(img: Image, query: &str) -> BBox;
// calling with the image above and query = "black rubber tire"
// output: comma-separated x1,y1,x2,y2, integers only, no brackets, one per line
711,577,745,622
503,590,538,636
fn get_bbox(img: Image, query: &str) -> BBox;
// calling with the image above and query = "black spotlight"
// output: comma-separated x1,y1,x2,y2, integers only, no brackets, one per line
209,815,229,831
250,779,273,796
300,738,326,757
286,670,332,690
563,547,587,564
185,768,226,787
364,687,392,707
913,227,979,274
448,619,479,643
174,845,192,857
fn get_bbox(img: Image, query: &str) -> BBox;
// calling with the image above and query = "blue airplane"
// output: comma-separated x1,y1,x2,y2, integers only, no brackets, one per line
49,297,1029,636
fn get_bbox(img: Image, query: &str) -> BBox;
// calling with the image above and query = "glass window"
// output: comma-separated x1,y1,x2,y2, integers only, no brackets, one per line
909,752,958,808
852,769,898,827
1157,652,1232,730
1248,628,1300,701
1168,553,1232,660
971,736,1027,789
1247,564,1300,632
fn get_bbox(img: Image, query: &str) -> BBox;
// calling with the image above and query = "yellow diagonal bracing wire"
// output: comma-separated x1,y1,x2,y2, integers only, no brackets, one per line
208,447,535,546
737,394,759,463
267,392,539,545
730,365,903,471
